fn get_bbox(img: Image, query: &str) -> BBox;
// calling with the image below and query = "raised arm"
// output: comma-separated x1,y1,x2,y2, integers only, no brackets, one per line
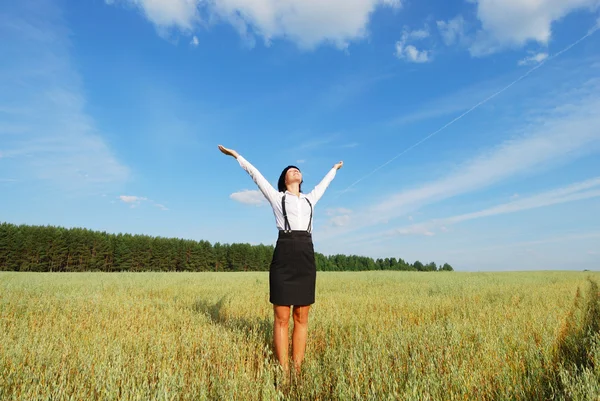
218,145,280,205
306,161,343,205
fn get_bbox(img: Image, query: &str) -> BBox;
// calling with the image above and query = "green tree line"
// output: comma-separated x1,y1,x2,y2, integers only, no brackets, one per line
0,222,454,272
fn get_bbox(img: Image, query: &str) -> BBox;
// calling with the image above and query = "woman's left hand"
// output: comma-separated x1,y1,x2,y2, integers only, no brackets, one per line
334,161,343,170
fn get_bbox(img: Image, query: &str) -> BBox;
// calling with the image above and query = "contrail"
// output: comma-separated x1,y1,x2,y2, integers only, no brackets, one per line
332,24,599,200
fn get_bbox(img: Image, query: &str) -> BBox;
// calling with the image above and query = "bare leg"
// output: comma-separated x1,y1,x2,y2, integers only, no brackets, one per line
273,305,291,373
292,305,311,373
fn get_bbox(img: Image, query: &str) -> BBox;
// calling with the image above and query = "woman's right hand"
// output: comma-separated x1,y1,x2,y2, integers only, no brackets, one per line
218,145,239,159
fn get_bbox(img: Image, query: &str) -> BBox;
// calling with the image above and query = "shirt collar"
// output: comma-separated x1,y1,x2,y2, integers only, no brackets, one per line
284,190,303,198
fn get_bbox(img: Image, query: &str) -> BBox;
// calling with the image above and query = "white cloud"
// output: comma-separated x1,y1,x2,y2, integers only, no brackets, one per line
119,195,147,208
356,177,600,241
190,35,199,46
297,136,337,150
320,76,600,240
435,177,600,228
154,203,169,211
408,29,429,40
326,207,353,227
381,0,402,8
326,207,353,216
518,52,549,66
470,0,600,56
109,0,402,49
394,28,432,63
330,215,352,227
118,195,169,210
388,225,434,236
402,45,431,63
437,15,468,46
109,0,200,31
296,159,306,164
373,111,600,218
230,189,267,206
119,195,146,203
1,0,129,192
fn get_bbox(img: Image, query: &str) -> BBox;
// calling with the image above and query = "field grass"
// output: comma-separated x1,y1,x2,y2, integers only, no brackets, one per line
1,271,599,400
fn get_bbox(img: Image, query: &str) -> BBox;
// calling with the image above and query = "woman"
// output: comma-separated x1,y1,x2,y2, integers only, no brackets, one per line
218,144,343,374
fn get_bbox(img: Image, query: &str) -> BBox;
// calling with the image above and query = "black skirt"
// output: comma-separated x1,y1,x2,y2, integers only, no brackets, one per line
269,230,316,306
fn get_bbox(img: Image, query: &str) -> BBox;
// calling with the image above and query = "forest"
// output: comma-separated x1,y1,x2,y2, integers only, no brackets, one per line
0,222,454,272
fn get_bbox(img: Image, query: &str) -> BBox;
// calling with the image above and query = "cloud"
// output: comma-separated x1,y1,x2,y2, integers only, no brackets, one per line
355,177,600,242
119,195,147,204
388,55,598,128
373,111,600,218
388,225,434,237
0,0,129,193
326,207,353,227
518,52,549,66
119,195,147,208
230,189,267,206
330,215,352,227
108,0,402,50
296,135,337,150
382,0,402,8
190,35,199,46
397,44,431,63
296,159,306,164
108,0,200,31
118,195,169,210
431,178,600,230
326,207,353,216
154,203,169,211
437,15,469,46
394,27,432,63
408,29,430,40
320,76,600,240
469,0,600,56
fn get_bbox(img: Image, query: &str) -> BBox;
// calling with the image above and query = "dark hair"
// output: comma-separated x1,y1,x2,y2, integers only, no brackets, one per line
278,165,303,192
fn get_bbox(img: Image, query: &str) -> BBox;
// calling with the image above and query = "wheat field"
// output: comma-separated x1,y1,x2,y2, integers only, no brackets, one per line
1,271,599,400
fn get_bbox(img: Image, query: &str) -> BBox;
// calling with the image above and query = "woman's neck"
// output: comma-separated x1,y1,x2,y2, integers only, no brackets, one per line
286,183,300,196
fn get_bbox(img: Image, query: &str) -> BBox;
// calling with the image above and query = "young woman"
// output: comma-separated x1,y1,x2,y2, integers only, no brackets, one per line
218,144,343,374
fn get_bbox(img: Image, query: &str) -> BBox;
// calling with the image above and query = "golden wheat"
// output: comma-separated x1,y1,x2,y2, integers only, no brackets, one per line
1,271,599,400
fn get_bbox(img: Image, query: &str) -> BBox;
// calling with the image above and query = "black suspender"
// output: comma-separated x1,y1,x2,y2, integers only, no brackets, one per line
282,194,291,232
281,194,313,233
305,198,313,233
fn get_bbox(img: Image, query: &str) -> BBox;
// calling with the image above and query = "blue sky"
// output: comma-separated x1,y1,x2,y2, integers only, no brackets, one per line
1,0,599,271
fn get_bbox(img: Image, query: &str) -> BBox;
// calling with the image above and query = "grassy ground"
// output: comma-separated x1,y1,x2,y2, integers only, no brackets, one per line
1,271,599,400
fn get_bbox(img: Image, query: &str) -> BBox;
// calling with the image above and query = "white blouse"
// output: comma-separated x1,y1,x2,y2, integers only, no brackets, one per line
237,155,337,232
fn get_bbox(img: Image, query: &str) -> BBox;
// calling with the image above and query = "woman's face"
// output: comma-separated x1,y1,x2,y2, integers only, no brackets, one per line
285,167,302,186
